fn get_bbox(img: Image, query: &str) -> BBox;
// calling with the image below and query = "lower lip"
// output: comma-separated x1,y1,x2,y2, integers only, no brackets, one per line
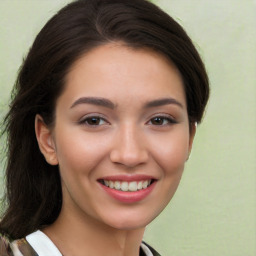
99,182,156,203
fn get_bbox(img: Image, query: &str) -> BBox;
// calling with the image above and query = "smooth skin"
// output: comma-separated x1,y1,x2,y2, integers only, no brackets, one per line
35,43,196,256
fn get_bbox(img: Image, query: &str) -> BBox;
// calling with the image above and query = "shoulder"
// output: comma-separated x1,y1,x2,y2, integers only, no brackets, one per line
0,234,38,256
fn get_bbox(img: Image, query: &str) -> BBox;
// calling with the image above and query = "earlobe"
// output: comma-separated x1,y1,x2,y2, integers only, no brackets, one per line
35,114,58,165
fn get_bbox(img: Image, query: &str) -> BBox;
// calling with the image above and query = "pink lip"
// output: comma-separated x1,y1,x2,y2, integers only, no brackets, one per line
98,177,157,203
99,174,156,182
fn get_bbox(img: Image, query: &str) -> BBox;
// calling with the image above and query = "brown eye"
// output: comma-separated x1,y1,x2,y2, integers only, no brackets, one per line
149,116,176,126
86,117,101,125
151,117,165,125
80,116,108,126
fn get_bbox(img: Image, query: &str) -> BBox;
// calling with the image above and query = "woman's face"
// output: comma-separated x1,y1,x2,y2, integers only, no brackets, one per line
39,43,195,230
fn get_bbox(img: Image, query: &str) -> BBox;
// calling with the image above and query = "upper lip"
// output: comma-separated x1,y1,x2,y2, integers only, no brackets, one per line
98,174,157,182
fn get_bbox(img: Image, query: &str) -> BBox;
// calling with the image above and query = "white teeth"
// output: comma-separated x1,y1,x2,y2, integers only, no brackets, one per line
128,181,137,192
109,181,114,189
103,179,152,192
114,181,121,190
121,182,129,191
137,181,143,190
142,180,149,189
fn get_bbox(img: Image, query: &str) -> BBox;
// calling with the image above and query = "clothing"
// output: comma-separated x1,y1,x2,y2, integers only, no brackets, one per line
0,230,161,256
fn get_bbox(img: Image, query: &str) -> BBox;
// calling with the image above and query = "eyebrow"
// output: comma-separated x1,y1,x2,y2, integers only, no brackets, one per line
144,98,184,109
70,96,183,110
70,97,116,109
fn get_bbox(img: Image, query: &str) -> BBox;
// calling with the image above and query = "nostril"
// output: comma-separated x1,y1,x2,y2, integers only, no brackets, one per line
109,131,149,167
109,149,148,168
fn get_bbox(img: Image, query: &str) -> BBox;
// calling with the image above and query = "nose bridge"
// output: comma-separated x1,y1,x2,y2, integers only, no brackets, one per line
122,123,140,152
110,122,148,167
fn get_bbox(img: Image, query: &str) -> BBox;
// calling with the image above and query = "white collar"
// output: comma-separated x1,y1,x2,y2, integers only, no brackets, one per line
26,230,153,256
26,230,62,256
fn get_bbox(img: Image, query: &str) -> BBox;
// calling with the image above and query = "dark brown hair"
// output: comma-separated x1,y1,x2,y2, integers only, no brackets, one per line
0,0,209,239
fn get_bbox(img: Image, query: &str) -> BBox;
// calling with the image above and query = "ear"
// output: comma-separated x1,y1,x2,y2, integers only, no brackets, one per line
35,114,58,165
187,122,197,160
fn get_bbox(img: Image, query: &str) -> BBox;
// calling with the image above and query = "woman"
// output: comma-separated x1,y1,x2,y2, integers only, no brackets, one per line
0,0,209,255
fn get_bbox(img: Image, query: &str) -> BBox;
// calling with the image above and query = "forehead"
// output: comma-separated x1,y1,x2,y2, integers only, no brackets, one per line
61,43,186,108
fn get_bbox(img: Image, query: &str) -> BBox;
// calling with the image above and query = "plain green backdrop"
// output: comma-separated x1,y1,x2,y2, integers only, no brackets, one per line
0,0,255,255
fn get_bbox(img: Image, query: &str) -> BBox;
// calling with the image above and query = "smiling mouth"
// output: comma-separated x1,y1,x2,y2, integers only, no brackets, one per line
98,179,155,192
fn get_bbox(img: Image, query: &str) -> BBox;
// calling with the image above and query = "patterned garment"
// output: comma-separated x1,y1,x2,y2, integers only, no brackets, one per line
0,236,38,256
0,234,160,256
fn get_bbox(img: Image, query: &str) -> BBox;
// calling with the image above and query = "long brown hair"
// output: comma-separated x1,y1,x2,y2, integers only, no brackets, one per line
0,0,209,239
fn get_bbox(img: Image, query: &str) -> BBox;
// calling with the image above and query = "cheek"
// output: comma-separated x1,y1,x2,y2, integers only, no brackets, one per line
150,128,190,175
54,130,110,176
150,130,190,210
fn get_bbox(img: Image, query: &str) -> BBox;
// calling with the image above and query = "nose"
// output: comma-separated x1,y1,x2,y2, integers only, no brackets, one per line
110,124,149,168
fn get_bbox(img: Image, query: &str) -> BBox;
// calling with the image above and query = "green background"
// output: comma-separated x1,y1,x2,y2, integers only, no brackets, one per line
0,0,255,255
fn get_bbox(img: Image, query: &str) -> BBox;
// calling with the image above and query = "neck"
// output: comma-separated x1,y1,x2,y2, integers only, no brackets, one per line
43,204,145,256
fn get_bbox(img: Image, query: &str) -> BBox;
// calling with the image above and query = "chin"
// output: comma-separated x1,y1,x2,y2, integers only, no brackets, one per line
108,220,149,231
101,209,160,231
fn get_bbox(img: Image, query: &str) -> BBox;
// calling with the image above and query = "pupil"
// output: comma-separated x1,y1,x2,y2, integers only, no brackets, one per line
89,117,99,125
153,117,163,125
